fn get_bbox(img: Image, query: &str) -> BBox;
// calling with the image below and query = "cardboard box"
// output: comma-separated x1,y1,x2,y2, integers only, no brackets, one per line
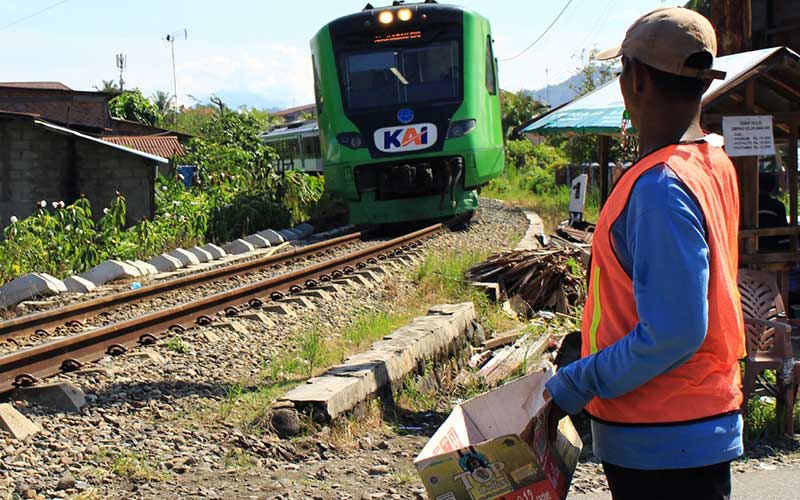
414,368,582,500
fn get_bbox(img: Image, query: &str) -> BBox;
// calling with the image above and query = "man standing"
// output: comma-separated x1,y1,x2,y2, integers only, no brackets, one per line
544,7,744,500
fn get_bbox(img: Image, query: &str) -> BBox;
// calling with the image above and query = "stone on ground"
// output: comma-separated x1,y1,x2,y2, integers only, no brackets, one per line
224,239,255,255
270,408,300,438
147,254,183,273
55,472,76,490
200,243,226,259
0,403,39,440
80,260,140,285
186,246,213,263
167,248,201,267
243,233,271,249
0,273,67,309
257,229,284,245
63,275,96,294
18,382,86,413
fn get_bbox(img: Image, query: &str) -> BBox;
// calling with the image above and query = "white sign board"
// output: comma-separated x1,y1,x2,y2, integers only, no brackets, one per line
569,174,588,214
722,115,776,157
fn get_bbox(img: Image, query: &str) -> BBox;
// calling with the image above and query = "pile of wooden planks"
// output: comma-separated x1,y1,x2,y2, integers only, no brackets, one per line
465,248,586,314
463,327,553,386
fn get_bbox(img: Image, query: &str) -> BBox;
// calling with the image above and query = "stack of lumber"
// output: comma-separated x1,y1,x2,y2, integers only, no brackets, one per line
462,327,553,387
465,248,586,313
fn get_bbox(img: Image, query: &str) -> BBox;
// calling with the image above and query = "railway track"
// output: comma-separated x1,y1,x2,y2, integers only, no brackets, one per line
0,230,364,346
0,220,454,395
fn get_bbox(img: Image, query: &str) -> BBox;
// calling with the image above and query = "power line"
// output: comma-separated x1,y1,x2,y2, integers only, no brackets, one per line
0,0,70,31
499,0,574,62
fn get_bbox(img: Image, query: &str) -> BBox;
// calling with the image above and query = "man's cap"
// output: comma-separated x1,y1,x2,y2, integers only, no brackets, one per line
598,7,727,80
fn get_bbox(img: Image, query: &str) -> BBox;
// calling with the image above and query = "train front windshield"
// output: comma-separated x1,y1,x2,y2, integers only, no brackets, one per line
339,40,461,111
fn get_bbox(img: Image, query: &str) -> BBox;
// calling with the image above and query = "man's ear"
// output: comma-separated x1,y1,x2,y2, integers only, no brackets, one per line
630,58,647,95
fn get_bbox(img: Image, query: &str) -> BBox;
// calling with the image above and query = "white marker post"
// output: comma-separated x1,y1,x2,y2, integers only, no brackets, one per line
569,173,588,226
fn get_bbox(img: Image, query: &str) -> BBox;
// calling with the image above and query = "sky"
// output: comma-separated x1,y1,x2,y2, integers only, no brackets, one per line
0,0,670,110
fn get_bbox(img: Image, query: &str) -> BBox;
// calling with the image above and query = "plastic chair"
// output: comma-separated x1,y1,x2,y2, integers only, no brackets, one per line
738,268,798,436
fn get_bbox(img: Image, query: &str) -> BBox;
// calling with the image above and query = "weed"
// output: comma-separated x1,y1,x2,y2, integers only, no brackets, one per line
223,448,256,469
165,336,189,354
300,325,325,377
92,448,168,482
744,396,778,443
328,400,385,451
396,378,438,413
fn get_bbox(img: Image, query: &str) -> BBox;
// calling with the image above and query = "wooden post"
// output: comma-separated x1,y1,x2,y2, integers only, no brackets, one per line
599,135,610,206
711,0,752,56
790,122,799,251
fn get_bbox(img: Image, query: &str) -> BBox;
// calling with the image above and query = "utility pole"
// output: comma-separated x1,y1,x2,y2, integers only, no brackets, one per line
116,54,126,91
710,0,751,56
164,29,188,125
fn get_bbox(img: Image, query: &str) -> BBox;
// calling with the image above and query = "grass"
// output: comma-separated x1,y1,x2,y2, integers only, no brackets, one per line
165,336,189,354
328,400,385,452
91,448,169,482
482,173,599,230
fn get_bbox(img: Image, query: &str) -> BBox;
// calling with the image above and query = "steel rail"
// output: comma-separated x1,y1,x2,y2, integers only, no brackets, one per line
0,221,447,394
0,231,363,344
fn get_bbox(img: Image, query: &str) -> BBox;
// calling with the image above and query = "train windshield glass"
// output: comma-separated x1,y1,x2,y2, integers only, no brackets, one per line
340,40,461,110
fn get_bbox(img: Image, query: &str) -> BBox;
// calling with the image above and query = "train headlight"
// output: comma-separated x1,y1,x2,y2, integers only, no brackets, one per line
378,11,394,24
337,132,366,149
447,119,477,138
397,8,412,21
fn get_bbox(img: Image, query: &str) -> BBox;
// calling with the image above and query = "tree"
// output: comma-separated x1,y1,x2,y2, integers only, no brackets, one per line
94,79,120,93
685,0,711,17
501,90,548,140
151,90,173,115
109,89,163,126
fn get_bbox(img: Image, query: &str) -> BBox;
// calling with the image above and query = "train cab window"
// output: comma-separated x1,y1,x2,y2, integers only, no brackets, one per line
340,40,461,110
486,36,497,95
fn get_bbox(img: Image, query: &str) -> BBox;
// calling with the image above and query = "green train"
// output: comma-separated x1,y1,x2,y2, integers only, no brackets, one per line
310,1,504,224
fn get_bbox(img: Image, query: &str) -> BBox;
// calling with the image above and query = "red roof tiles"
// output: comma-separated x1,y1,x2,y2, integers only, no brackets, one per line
102,136,185,159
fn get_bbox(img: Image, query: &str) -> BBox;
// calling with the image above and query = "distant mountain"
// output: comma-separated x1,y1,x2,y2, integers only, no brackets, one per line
524,72,586,109
206,90,288,111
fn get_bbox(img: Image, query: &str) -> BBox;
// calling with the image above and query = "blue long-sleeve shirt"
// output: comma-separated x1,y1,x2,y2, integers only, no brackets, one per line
546,165,743,470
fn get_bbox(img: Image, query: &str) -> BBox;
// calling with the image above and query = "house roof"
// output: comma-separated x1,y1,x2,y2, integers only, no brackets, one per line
103,135,185,158
273,103,315,116
0,82,72,91
33,120,169,164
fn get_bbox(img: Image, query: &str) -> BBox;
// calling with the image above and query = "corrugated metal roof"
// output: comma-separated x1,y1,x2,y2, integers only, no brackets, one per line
102,135,185,158
520,47,800,137
273,103,315,116
262,121,319,141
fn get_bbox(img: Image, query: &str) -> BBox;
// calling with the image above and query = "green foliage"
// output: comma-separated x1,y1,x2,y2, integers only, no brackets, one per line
299,325,325,378
109,89,163,126
685,0,711,17
0,100,325,285
94,80,120,93
501,90,548,140
165,336,189,354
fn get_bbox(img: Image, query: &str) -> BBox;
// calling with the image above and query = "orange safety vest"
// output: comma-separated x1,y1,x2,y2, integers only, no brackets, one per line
581,141,745,424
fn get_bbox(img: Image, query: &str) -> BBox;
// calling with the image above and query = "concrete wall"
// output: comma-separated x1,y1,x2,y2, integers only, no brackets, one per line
0,118,155,231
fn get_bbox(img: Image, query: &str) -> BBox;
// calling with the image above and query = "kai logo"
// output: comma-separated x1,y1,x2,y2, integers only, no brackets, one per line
374,123,438,153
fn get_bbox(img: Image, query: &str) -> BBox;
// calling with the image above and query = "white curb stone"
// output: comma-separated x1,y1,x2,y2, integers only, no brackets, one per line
147,254,184,273
292,223,314,238
80,260,140,286
279,228,300,241
128,260,158,276
168,248,201,267
0,273,68,309
257,229,284,245
64,276,96,294
186,246,213,263
244,234,271,249
224,239,255,255
200,243,226,260
0,403,39,440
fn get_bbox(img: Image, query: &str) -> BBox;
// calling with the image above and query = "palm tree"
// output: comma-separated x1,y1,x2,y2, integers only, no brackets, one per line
151,90,173,115
94,79,120,93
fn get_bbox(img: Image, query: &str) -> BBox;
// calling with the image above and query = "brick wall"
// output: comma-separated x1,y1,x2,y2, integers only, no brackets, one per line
0,118,155,231
0,87,111,130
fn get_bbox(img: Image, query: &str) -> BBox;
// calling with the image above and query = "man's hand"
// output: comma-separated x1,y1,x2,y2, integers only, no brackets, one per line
543,389,568,444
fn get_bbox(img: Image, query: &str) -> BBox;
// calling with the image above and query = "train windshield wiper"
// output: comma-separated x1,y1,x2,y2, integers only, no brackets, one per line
390,67,409,85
